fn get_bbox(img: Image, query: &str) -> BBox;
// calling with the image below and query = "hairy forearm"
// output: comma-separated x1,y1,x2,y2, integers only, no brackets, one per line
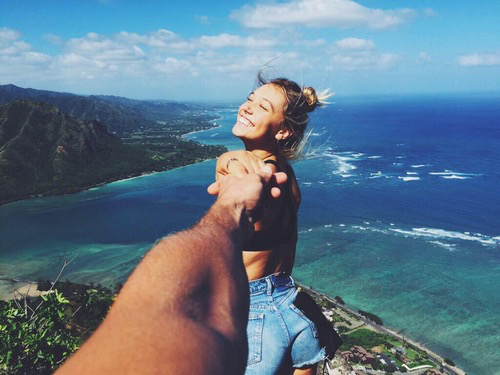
58,201,250,374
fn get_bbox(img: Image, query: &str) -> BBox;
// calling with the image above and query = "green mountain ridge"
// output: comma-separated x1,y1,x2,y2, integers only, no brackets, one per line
0,84,199,136
0,99,224,205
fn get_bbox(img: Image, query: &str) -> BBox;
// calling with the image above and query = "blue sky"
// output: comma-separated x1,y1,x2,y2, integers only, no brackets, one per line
1,0,499,101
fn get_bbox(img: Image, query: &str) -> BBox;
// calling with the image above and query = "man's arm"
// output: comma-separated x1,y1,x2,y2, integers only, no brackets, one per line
57,168,286,375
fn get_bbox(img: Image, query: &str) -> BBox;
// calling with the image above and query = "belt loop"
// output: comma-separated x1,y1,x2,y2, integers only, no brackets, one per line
266,276,273,296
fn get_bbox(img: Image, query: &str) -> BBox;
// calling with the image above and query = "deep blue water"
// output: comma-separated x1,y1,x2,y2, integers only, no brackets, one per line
0,94,499,374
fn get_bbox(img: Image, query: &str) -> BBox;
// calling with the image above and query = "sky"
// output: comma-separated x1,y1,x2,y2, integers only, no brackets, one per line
1,0,499,101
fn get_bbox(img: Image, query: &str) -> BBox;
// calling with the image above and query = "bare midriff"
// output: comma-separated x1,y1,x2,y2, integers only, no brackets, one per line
243,236,297,281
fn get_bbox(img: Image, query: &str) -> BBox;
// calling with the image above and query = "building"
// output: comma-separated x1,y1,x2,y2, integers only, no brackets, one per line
378,354,398,372
395,346,407,356
341,346,376,366
425,369,445,375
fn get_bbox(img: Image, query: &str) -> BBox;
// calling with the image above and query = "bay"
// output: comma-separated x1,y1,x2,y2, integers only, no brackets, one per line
1,94,499,374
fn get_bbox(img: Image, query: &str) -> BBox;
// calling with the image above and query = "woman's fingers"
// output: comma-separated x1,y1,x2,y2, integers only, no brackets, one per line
216,150,269,178
227,159,249,177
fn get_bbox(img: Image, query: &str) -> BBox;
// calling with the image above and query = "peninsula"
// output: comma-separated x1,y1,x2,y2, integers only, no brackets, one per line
0,85,226,205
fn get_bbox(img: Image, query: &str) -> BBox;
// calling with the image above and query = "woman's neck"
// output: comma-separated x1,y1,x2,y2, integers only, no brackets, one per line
250,149,277,160
243,141,279,161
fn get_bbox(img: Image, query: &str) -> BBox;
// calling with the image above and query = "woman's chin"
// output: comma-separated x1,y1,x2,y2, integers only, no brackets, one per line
232,124,248,139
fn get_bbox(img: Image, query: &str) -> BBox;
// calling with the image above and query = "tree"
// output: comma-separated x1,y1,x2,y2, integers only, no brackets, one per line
444,357,455,366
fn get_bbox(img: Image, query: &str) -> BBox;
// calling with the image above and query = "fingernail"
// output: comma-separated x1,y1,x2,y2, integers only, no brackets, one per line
261,166,272,174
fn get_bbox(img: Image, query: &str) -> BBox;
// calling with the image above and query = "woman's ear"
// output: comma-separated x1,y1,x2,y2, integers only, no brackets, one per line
275,127,292,141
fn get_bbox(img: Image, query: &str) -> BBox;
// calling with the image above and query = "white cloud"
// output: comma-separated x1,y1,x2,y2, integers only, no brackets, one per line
194,49,309,77
0,28,53,83
66,34,147,62
336,38,374,50
197,33,275,49
328,37,400,70
296,39,327,48
0,28,31,56
458,52,500,66
0,25,406,99
116,30,193,52
231,0,416,29
0,27,287,93
0,28,22,41
154,57,198,76
330,52,400,70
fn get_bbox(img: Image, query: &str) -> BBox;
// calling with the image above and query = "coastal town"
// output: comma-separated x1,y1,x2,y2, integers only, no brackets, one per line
302,286,467,375
0,278,469,375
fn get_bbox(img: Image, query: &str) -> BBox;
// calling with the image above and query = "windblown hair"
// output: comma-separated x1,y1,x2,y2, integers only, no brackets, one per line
256,73,332,160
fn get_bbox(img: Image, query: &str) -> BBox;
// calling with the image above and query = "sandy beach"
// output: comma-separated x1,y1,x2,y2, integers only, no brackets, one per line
0,279,44,301
181,122,222,138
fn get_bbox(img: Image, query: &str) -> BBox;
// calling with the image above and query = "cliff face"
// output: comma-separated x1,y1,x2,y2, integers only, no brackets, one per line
1,99,118,173
0,100,150,203
0,85,148,136
0,84,190,136
0,85,227,205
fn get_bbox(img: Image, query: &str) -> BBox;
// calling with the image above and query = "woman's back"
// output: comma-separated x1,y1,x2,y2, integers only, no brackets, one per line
242,160,301,281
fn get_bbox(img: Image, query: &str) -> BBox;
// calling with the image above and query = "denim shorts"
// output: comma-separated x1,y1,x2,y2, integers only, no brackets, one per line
245,273,325,374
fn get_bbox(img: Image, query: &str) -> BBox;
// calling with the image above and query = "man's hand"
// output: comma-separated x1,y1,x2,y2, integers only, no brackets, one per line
216,166,269,215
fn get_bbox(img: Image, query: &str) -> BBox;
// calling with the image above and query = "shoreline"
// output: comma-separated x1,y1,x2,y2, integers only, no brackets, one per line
299,284,467,375
181,118,223,138
0,278,468,375
0,158,219,207
0,121,224,207
0,279,43,301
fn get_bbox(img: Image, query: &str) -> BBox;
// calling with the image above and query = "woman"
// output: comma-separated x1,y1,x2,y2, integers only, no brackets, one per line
213,75,330,375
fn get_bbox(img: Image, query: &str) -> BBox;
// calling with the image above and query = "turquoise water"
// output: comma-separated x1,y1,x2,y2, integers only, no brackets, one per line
1,96,499,374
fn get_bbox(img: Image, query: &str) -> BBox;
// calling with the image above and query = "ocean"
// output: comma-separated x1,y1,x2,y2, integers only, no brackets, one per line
1,94,499,374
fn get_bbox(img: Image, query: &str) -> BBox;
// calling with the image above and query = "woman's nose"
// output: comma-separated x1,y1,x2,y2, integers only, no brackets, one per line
243,103,253,114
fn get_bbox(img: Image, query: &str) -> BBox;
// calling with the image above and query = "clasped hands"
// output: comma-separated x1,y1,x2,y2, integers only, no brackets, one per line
207,151,287,222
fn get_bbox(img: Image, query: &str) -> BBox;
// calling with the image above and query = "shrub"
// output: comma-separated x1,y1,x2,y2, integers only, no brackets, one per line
0,290,79,374
0,281,114,374
444,357,455,366
339,328,389,351
358,309,384,325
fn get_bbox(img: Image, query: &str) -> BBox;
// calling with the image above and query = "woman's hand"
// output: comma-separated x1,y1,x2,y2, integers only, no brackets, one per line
208,167,287,200
215,150,267,179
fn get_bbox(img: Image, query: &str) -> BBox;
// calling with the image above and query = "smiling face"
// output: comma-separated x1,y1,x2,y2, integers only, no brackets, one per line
232,84,289,150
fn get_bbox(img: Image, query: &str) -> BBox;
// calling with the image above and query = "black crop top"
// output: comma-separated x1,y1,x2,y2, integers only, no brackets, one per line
243,159,297,251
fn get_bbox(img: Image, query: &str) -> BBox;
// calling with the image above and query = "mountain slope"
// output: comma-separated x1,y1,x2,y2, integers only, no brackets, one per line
0,85,152,136
0,100,224,204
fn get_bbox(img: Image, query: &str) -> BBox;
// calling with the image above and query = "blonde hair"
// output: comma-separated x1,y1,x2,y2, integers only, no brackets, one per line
256,73,332,160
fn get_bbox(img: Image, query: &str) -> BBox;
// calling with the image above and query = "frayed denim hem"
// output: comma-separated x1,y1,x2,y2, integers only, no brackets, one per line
293,346,326,369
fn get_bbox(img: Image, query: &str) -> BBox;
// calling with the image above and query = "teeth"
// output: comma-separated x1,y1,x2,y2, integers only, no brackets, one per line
239,116,253,127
